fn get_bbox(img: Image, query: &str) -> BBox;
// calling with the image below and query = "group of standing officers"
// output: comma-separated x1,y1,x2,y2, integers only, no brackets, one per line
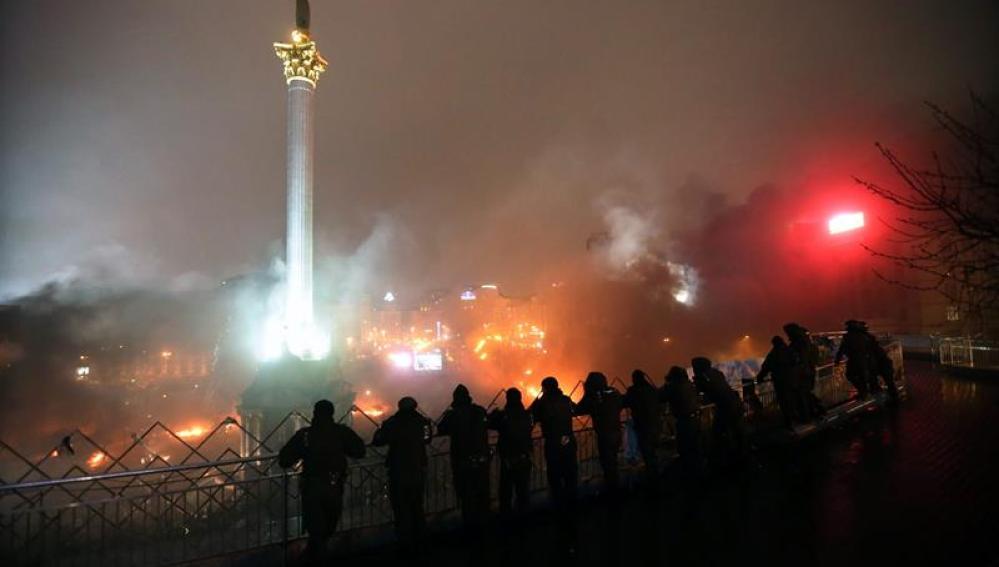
756,320,897,430
278,357,750,560
279,320,897,560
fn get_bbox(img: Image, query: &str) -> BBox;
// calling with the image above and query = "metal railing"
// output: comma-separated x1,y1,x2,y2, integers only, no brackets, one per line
1,340,903,566
937,336,999,370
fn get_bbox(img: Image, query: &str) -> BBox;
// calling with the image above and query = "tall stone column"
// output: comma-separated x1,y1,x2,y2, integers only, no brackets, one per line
238,7,354,460
274,30,327,359
285,79,314,342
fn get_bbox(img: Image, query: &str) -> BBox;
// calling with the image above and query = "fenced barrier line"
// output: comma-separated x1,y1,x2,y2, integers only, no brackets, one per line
1,338,904,566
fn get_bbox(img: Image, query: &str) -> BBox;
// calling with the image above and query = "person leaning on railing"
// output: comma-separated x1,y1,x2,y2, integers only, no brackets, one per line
487,388,535,520
528,376,579,512
436,384,491,535
661,366,702,477
623,369,664,484
372,396,433,555
691,357,748,463
278,400,366,563
576,371,624,494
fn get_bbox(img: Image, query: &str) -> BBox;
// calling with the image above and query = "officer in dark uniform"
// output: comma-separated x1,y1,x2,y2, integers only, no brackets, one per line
576,371,623,491
487,388,534,518
436,384,491,532
691,357,746,462
863,324,900,402
624,369,663,481
756,336,798,428
372,396,433,554
529,376,578,510
660,366,701,476
785,322,824,418
278,400,366,562
835,320,875,400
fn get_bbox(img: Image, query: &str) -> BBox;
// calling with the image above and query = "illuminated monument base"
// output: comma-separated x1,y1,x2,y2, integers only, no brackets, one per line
238,356,354,456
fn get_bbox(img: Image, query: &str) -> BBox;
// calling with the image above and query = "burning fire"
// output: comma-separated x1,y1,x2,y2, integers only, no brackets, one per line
353,390,388,418
175,425,209,440
356,406,385,417
87,451,107,469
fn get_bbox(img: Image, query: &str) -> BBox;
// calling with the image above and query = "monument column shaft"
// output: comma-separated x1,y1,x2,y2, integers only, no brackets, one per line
285,80,315,331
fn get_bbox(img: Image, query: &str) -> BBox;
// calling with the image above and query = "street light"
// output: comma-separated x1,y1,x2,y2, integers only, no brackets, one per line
828,212,865,235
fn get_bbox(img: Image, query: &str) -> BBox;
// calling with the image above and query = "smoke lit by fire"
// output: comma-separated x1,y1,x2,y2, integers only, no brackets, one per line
0,171,907,465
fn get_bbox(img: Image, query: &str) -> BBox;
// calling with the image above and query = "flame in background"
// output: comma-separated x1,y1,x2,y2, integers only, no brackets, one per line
175,425,209,440
353,390,388,418
86,451,106,469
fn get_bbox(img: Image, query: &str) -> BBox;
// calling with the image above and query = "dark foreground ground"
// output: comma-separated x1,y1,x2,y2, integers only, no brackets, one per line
247,361,999,566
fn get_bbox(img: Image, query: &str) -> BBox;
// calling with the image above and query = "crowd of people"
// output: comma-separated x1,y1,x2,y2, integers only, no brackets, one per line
755,320,898,430
279,320,899,561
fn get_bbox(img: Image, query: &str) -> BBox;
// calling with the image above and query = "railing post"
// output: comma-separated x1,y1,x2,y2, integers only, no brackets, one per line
282,470,289,567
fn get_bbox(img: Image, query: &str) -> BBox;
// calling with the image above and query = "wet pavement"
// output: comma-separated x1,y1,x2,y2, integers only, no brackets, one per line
293,361,999,566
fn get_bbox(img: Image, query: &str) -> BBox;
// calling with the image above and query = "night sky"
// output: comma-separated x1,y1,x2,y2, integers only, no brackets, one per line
2,0,997,298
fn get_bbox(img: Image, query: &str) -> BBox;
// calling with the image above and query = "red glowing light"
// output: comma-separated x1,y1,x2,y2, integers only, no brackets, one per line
827,212,865,234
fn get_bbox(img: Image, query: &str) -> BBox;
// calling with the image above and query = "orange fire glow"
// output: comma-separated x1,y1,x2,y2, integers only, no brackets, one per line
87,451,106,469
175,425,209,440
353,390,388,419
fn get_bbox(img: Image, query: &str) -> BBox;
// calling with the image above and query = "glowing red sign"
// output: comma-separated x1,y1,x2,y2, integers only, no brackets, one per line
827,212,865,235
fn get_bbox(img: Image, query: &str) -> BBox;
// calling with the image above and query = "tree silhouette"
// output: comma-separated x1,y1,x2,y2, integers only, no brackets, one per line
855,95,998,333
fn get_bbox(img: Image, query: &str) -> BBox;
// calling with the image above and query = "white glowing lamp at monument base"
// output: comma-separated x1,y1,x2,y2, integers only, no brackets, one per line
286,320,330,360
257,309,330,362
828,212,865,235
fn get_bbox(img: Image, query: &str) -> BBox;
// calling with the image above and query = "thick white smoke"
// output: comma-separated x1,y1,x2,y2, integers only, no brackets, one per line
253,214,400,361
594,200,700,307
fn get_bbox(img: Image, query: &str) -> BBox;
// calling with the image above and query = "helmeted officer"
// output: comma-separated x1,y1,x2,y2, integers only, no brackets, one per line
487,388,534,518
278,400,366,562
785,322,824,418
660,366,702,476
757,336,798,428
437,384,491,532
623,369,664,481
529,376,578,510
577,371,624,491
691,357,747,462
372,396,433,554
863,324,900,402
835,320,876,400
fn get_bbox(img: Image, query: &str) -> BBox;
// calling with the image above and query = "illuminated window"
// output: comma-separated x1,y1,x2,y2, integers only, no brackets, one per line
946,305,960,321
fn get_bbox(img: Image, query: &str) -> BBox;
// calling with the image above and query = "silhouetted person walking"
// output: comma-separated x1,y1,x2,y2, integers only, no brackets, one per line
864,325,900,402
529,376,578,510
835,320,875,400
661,366,701,477
487,388,534,519
785,322,824,419
691,357,746,463
757,336,798,428
437,384,491,533
577,371,624,492
372,396,433,555
278,400,366,563
623,369,663,483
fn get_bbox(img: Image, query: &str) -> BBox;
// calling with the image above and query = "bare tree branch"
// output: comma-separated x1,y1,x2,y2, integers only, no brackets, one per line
857,95,999,331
